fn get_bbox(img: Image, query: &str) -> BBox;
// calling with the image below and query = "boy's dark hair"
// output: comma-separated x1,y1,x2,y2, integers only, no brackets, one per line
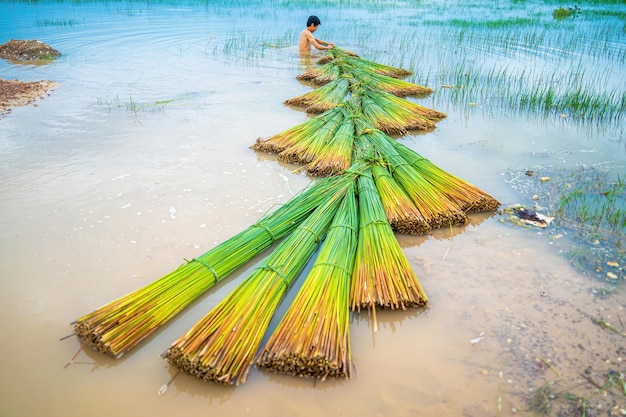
307,16,321,27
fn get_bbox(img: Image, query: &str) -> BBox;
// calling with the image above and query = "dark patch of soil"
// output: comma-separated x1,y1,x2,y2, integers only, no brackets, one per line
0,39,62,61
0,40,60,116
0,79,57,116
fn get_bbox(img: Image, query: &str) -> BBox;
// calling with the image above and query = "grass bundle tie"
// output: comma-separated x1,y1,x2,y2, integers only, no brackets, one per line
313,261,353,278
252,221,278,242
256,181,358,380
257,265,290,289
187,258,219,284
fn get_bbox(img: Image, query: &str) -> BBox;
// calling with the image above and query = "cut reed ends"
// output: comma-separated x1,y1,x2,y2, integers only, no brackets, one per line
164,178,354,385
277,107,345,166
371,164,432,235
256,182,358,380
296,62,342,85
356,126,469,229
351,170,428,330
354,89,445,135
73,174,351,358
252,107,342,155
303,113,355,177
284,77,350,114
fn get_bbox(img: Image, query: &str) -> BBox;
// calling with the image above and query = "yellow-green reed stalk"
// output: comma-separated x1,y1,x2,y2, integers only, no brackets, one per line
165,178,355,386
351,169,428,331
350,67,432,97
352,88,443,135
256,181,358,380
357,124,469,229
304,109,356,177
278,106,345,165
371,163,431,235
284,76,350,114
391,141,500,213
251,107,340,154
73,174,351,358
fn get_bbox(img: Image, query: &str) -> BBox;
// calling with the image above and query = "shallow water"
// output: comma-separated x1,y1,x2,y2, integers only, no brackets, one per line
1,1,625,416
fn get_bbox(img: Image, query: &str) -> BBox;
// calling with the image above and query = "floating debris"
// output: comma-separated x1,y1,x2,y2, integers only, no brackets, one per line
499,204,554,228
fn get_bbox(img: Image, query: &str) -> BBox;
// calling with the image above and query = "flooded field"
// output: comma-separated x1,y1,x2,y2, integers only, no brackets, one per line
0,1,625,416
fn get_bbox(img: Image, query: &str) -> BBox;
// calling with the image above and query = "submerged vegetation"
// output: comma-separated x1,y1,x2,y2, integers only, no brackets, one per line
526,370,626,417
191,0,626,129
553,5,582,20
506,165,625,282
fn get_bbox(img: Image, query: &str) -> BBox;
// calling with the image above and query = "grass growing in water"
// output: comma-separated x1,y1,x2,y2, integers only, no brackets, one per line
506,165,625,282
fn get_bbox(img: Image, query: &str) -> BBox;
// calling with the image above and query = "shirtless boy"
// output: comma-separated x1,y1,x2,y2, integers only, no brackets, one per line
299,16,335,54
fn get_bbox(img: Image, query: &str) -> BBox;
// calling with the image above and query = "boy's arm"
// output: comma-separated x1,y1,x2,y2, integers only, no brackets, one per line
305,31,334,50
315,37,335,49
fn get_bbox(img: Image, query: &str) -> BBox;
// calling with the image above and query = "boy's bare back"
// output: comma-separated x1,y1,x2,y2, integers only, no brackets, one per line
299,29,316,52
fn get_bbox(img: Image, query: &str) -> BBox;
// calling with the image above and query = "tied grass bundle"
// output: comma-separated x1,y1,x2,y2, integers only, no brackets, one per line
304,110,355,177
296,60,344,85
284,76,350,114
316,47,360,65
351,170,428,330
256,181,358,380
350,67,432,97
391,141,500,213
252,107,342,154
354,89,445,135
371,163,431,235
164,179,354,386
73,174,350,358
357,125,469,229
343,55,414,79
318,48,412,79
297,59,429,97
251,108,339,154
277,107,345,165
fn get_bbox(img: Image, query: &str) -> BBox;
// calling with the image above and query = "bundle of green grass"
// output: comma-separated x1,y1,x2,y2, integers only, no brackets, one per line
253,109,498,233
164,162,430,384
72,48,499,386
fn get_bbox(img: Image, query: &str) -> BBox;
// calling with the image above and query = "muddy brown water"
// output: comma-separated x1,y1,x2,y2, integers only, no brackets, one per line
1,2,625,417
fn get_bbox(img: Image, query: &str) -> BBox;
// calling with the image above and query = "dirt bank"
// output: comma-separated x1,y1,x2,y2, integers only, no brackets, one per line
0,39,62,61
0,40,60,115
0,79,57,116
